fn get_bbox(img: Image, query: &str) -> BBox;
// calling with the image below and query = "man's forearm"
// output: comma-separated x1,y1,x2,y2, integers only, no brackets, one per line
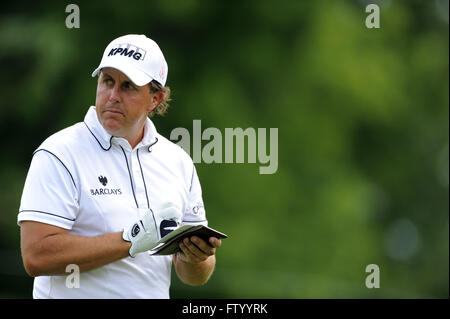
25,232,130,276
173,254,216,286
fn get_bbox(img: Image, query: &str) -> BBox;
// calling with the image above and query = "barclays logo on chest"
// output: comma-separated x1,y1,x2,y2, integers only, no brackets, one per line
90,175,122,196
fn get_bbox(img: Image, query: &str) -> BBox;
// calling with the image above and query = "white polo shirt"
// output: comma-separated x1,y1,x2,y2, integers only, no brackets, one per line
18,106,207,299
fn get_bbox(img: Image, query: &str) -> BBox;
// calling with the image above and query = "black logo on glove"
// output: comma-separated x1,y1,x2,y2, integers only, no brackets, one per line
131,224,140,237
160,220,178,238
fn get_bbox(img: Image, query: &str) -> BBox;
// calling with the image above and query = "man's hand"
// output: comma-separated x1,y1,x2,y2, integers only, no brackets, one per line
173,236,222,286
176,236,222,264
122,203,182,257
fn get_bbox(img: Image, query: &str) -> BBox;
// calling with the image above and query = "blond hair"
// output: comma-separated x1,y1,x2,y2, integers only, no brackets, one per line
149,80,171,117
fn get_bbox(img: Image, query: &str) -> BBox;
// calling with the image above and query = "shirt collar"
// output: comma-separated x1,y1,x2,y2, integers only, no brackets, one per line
83,106,159,151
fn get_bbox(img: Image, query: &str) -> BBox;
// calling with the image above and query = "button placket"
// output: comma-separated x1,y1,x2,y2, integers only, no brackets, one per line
131,149,148,209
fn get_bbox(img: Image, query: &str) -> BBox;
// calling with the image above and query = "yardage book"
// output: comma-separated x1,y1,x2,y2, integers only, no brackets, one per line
149,224,228,255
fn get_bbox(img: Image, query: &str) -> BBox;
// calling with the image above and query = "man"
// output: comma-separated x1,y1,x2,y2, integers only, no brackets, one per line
18,34,221,298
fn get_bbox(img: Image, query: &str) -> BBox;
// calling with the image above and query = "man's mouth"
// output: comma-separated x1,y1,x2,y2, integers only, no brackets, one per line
104,109,123,115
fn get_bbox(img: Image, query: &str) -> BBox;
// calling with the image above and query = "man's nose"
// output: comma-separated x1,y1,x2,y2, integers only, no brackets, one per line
108,85,121,103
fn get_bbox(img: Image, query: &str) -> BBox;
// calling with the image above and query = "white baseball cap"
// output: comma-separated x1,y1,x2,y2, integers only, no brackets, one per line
91,34,168,86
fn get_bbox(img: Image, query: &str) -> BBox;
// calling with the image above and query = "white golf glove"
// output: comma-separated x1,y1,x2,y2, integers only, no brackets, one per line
122,203,182,257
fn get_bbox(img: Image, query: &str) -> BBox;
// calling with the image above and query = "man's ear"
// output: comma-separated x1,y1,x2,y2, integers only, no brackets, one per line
148,91,165,113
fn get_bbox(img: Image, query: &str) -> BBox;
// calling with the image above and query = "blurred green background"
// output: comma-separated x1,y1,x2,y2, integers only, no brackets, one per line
0,0,448,298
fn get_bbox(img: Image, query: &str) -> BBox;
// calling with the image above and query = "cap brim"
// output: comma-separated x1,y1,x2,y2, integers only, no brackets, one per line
91,61,153,87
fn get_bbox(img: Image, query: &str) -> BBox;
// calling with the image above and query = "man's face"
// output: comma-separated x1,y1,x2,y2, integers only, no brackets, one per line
95,67,160,145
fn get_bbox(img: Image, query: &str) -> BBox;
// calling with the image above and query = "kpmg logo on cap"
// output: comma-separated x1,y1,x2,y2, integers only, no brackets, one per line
108,43,146,61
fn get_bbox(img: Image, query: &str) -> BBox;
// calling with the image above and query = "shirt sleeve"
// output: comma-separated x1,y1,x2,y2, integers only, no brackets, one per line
18,149,79,229
182,165,208,226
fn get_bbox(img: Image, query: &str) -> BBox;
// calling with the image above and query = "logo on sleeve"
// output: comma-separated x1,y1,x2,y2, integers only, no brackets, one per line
192,202,205,216
90,175,122,196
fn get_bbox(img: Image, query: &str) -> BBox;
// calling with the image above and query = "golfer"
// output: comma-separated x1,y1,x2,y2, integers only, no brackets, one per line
18,34,221,298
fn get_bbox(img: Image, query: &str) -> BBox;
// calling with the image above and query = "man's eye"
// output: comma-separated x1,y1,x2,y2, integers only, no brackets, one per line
123,82,134,89
103,78,112,85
